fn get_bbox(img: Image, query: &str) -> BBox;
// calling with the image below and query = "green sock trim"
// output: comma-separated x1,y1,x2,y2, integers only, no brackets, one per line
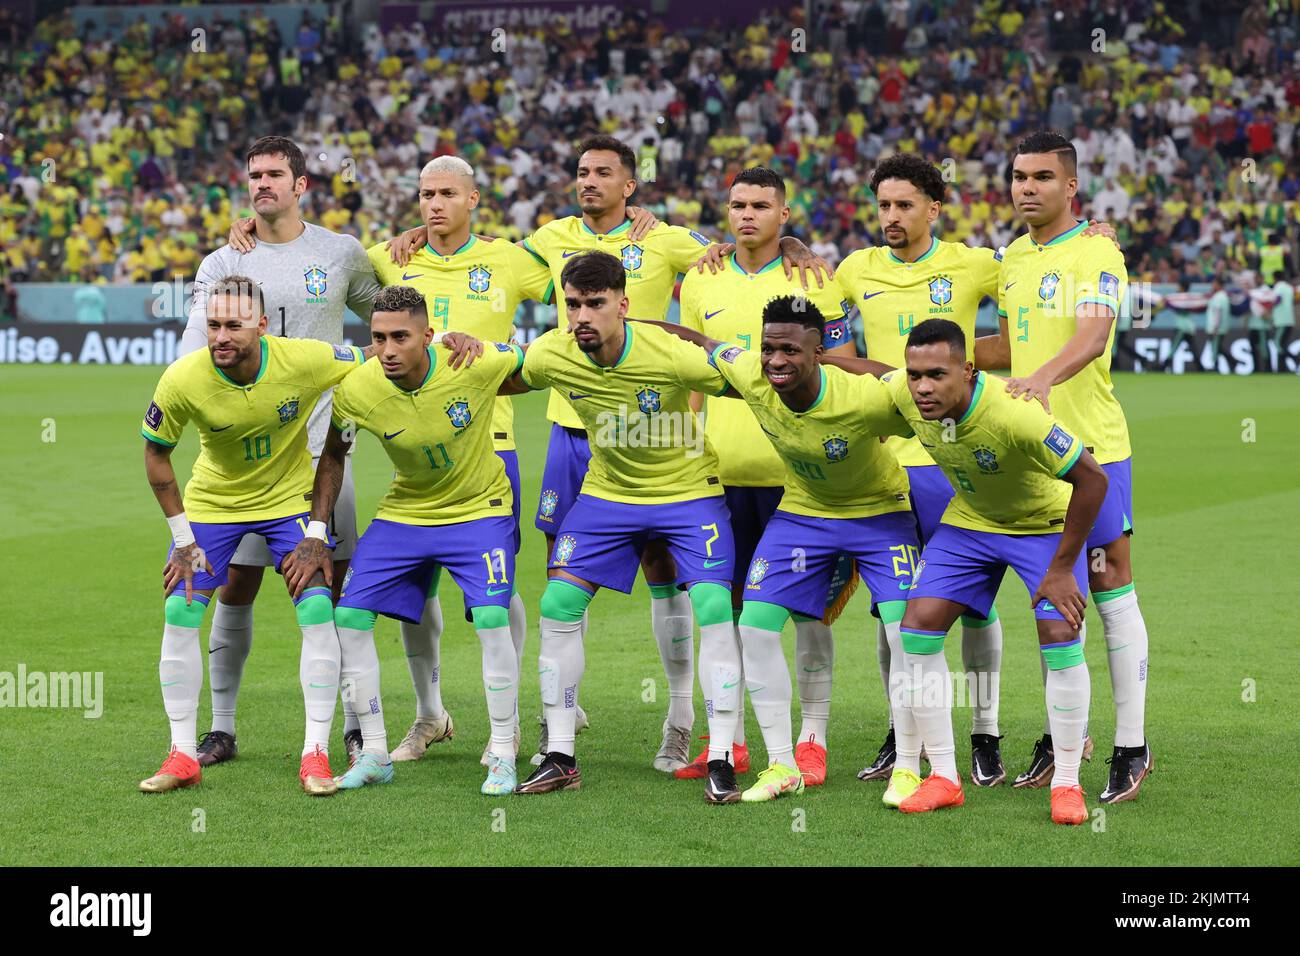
539,579,592,623
335,605,377,631
471,605,510,630
164,594,208,628
960,604,999,627
648,583,678,599
1041,642,1086,671
426,565,443,598
294,592,335,626
877,600,907,625
739,600,790,632
1092,582,1135,603
688,581,732,626
900,628,946,655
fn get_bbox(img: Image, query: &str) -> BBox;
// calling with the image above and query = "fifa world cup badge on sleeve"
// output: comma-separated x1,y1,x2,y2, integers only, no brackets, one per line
1044,425,1074,458
332,344,354,361
145,402,164,429
1099,272,1119,299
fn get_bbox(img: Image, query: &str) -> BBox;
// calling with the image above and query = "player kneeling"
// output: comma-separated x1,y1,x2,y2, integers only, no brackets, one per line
870,320,1107,825
139,277,368,796
285,286,524,795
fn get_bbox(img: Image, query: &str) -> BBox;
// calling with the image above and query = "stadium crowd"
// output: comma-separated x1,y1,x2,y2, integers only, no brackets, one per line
1,0,1299,357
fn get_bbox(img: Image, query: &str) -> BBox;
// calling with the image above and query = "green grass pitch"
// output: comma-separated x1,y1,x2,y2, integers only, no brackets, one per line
1,364,1297,866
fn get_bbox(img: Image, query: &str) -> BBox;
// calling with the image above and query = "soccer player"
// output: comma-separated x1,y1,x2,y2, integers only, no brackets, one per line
651,296,922,805
498,251,743,802
284,286,527,795
139,276,369,795
676,167,858,786
876,319,1109,824
987,131,1153,803
364,156,553,766
182,135,380,770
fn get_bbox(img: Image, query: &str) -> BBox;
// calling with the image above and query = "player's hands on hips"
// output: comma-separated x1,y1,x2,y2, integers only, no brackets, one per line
283,537,332,600
1005,370,1053,412
228,218,257,254
164,544,213,604
695,241,735,274
387,225,427,266
1082,219,1120,250
626,205,659,241
780,240,835,289
1033,566,1087,630
438,331,484,368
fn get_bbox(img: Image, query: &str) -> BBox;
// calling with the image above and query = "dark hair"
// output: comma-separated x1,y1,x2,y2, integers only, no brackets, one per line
246,135,307,182
208,274,264,317
762,294,825,335
560,250,626,294
731,166,787,202
906,318,967,357
576,135,637,177
373,284,428,322
870,153,946,204
1015,129,1077,177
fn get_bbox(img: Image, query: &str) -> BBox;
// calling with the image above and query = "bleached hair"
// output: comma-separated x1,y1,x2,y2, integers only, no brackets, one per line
420,155,476,180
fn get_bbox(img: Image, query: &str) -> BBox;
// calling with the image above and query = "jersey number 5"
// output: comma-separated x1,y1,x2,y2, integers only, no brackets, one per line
1016,306,1030,343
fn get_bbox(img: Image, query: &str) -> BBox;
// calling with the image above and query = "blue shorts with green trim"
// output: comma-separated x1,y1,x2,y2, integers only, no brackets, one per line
1087,457,1134,549
909,524,1088,623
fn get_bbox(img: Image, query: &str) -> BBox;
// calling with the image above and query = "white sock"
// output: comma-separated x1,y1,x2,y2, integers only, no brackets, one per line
538,615,585,757
161,622,202,759
207,600,252,736
401,595,445,721
884,621,923,774
651,590,695,730
794,618,833,747
508,592,527,731
299,620,341,755
903,648,958,783
337,623,387,757
1096,587,1148,748
1042,622,1087,736
877,621,893,729
698,620,742,763
480,624,519,759
1046,660,1091,788
739,624,794,767
734,678,747,746
961,615,1002,736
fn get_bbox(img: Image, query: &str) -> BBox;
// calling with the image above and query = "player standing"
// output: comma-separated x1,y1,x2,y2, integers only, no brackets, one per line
988,131,1152,802
181,136,380,769
676,167,857,786
285,287,527,794
499,252,743,801
139,277,368,795
879,319,1109,824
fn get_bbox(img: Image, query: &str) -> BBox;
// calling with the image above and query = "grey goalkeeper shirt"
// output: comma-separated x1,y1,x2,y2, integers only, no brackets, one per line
179,221,381,454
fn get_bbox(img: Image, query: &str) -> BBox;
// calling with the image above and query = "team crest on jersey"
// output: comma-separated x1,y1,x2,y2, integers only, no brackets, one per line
444,398,472,429
539,489,559,519
1038,272,1060,301
636,386,661,414
468,264,492,294
553,534,577,566
973,444,999,474
928,275,953,307
910,558,925,588
747,557,769,586
621,244,644,272
823,434,849,462
277,397,301,426
304,264,328,300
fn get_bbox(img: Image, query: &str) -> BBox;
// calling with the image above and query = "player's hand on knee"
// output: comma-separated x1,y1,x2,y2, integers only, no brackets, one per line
695,242,734,274
284,538,330,600
437,331,484,368
627,205,660,241
386,225,427,266
164,544,212,604
228,217,256,254
1033,568,1086,630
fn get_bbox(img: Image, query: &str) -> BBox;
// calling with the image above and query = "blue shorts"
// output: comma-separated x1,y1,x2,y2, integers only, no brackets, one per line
1087,457,1134,549
535,425,592,534
906,464,954,545
724,485,784,593
497,449,522,554
167,513,320,594
744,509,920,620
339,515,517,624
549,494,735,593
909,524,1089,623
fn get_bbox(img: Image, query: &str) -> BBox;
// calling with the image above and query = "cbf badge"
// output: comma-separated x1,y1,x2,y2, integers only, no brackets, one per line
539,489,559,520
304,264,328,301
747,557,769,587
553,534,577,566
445,398,472,428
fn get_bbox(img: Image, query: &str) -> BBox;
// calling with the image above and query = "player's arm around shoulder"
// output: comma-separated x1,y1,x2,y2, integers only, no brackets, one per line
341,234,381,321
974,247,1011,371
500,332,554,395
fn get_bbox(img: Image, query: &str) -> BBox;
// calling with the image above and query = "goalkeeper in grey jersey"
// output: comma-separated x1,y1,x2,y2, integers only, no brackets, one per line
177,135,381,769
